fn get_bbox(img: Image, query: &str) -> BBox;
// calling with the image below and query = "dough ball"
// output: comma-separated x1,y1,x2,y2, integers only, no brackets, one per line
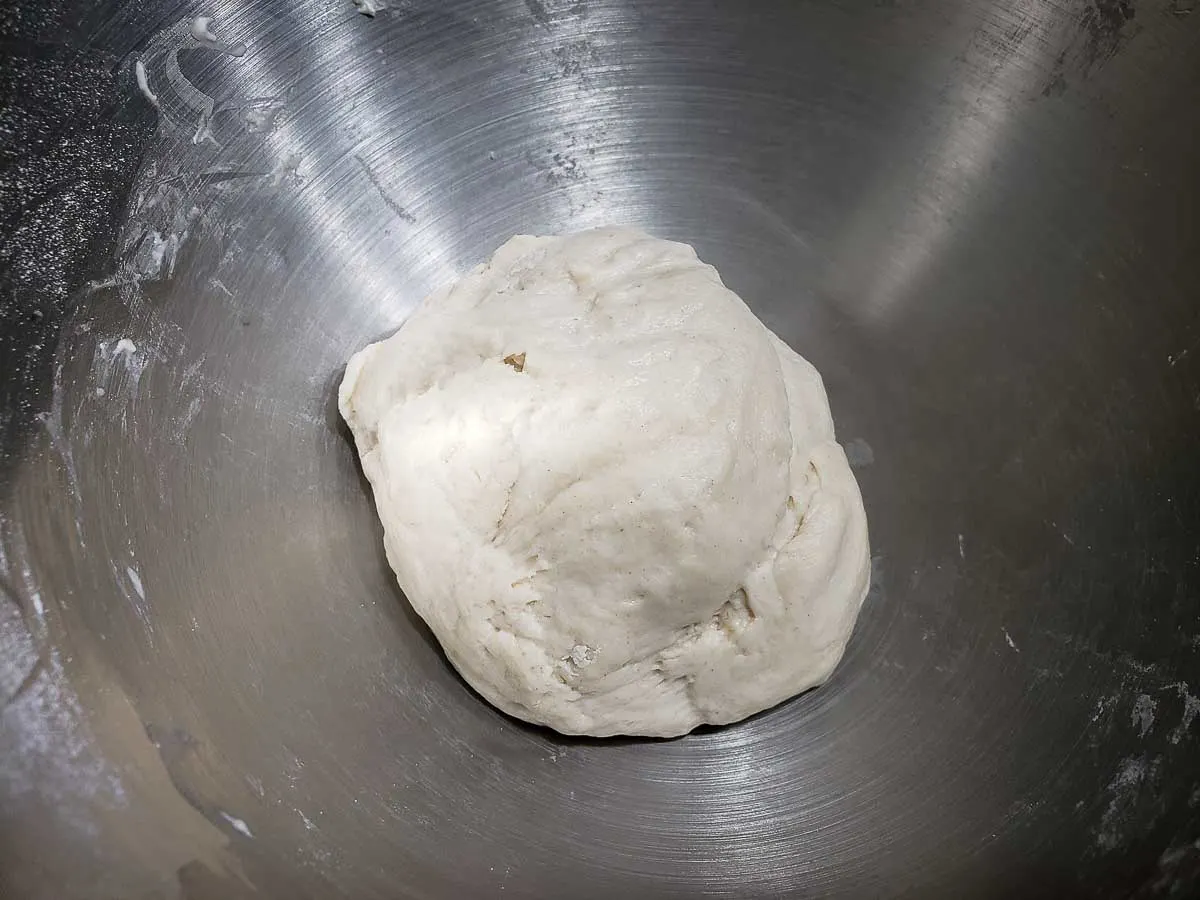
339,227,870,737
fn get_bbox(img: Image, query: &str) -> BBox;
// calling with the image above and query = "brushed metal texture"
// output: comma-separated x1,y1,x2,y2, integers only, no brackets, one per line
1,1,1198,897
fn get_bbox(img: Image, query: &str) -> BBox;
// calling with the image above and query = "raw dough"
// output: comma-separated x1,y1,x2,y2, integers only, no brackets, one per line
339,227,870,737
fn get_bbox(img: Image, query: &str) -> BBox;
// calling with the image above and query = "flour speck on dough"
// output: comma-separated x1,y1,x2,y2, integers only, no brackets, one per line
339,227,870,737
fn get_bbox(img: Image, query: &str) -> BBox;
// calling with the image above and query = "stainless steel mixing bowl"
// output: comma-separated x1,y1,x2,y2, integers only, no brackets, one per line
2,0,1199,897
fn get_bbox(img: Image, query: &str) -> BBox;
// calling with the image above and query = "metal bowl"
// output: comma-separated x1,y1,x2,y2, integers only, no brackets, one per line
2,1,1198,897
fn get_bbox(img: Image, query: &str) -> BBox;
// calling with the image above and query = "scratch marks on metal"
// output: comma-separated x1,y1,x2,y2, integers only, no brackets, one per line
523,0,588,27
524,0,552,25
1040,0,1140,96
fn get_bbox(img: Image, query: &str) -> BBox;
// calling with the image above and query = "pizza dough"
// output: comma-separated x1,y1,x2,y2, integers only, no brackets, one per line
339,227,870,737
